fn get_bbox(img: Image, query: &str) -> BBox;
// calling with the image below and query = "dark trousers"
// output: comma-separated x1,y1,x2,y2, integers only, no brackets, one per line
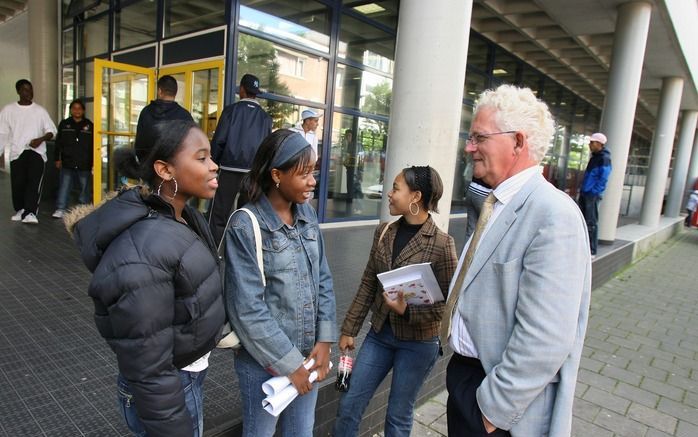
446,354,511,437
209,169,247,246
578,194,600,255
10,150,45,216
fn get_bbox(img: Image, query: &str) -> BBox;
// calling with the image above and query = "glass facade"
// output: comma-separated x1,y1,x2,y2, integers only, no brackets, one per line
61,0,622,223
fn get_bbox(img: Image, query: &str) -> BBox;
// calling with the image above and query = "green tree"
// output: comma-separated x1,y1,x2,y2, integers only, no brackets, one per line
237,34,294,127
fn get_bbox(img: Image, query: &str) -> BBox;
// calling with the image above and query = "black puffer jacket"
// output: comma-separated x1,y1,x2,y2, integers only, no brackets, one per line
67,188,225,437
135,100,193,151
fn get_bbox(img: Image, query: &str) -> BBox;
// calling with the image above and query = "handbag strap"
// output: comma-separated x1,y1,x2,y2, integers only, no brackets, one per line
218,207,266,286
378,221,392,244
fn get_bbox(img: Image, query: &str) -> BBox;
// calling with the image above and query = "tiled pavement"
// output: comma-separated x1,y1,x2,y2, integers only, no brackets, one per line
409,230,698,437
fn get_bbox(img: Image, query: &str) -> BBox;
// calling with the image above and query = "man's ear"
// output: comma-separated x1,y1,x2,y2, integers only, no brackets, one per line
153,159,173,181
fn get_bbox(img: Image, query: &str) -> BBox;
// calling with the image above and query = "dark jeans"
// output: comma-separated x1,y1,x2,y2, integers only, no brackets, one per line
578,193,600,255
209,169,247,246
446,354,511,437
56,168,91,210
10,150,45,216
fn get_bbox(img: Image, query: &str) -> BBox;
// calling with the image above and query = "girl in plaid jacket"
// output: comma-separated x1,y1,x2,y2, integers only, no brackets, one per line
334,166,458,437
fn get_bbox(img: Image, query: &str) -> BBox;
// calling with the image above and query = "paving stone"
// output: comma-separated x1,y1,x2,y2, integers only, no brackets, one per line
667,374,698,394
676,420,698,437
577,369,618,392
572,397,601,422
657,397,698,426
575,381,589,398
579,356,605,373
582,387,630,415
571,417,613,437
613,382,660,409
428,413,448,436
591,350,631,369
651,357,691,377
409,420,442,437
645,429,673,437
627,402,677,434
628,361,669,382
593,409,649,436
640,377,685,401
413,400,446,427
607,335,643,352
601,364,643,386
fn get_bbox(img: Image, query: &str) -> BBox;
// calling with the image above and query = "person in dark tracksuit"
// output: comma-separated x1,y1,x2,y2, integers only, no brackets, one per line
135,75,193,153
208,73,272,245
578,132,612,257
52,98,93,218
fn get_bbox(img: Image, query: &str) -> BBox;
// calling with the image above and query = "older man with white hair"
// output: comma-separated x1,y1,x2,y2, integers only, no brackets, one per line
441,85,591,437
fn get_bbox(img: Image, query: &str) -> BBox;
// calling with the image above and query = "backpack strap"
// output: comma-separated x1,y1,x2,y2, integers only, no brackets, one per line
218,207,266,286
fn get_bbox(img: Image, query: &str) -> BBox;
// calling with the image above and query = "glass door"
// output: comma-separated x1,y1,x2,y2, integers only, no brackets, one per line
93,59,155,204
159,60,224,140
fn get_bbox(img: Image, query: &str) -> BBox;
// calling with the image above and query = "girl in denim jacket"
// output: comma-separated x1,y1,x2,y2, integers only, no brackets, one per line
224,129,337,437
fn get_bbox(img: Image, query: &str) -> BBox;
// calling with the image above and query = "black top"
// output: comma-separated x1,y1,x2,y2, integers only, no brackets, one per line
392,217,424,265
54,117,94,170
134,99,193,151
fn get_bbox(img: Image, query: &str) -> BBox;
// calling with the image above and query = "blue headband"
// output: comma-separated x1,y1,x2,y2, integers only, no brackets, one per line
271,132,312,168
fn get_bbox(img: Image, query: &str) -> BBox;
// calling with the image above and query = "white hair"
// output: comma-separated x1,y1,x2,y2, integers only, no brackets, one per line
473,84,555,163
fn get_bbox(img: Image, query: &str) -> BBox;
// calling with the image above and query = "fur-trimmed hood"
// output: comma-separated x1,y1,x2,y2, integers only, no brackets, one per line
66,187,153,272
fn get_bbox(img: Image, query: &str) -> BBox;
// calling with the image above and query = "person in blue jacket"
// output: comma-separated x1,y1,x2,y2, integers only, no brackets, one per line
578,132,612,257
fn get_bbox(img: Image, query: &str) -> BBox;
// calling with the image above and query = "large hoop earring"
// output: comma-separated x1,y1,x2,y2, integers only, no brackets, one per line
409,201,420,216
157,178,178,201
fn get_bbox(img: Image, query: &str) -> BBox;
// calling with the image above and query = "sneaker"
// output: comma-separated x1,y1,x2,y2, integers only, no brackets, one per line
52,209,65,219
21,213,38,224
591,254,597,260
11,209,24,221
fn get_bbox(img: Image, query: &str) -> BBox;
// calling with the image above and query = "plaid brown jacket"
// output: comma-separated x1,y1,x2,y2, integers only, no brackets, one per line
341,216,458,341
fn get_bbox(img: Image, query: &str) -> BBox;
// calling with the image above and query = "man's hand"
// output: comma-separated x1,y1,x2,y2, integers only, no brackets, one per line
382,290,407,315
308,342,332,381
29,138,43,148
55,160,62,169
338,335,355,352
288,364,313,395
482,414,496,433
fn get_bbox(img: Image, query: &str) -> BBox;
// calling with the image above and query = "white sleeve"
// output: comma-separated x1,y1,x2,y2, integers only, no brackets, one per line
42,108,57,135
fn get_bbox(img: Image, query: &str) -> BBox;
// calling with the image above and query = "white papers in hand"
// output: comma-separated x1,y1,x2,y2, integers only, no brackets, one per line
377,262,443,305
261,359,333,416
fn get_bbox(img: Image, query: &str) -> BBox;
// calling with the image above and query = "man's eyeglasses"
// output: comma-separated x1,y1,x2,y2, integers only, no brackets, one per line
465,131,517,145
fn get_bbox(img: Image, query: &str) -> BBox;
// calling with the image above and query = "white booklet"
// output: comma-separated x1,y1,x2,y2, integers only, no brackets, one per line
377,262,443,306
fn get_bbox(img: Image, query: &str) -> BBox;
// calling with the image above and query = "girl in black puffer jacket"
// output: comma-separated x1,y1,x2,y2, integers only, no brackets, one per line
66,120,225,437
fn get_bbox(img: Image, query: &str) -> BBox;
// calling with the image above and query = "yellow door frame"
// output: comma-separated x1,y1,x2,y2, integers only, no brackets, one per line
159,59,225,134
93,58,155,204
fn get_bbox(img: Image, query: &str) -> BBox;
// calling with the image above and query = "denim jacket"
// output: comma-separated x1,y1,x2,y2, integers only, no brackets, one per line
224,194,337,376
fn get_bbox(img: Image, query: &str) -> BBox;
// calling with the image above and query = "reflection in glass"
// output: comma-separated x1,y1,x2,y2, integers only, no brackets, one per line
345,0,399,30
62,66,75,119
464,71,486,102
77,61,94,102
63,28,74,64
164,0,225,37
492,48,518,84
237,33,327,103
452,105,474,212
467,35,489,72
115,1,157,50
100,67,150,195
521,66,542,95
339,14,395,72
334,64,392,116
239,2,330,53
326,112,388,220
78,15,109,59
192,68,220,139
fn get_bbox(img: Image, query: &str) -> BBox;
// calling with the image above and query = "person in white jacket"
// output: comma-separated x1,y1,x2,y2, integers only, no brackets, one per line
685,190,698,227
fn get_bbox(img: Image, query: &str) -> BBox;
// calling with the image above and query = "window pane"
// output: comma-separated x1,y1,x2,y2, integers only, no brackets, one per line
77,61,94,100
326,112,388,220
237,33,328,104
78,15,109,59
192,68,220,139
464,71,485,102
164,0,225,37
344,0,399,30
115,0,157,50
62,66,75,118
334,64,392,116
62,0,73,27
452,105,473,212
240,1,330,53
467,35,489,72
492,48,518,84
63,28,74,64
339,14,395,72
521,65,542,96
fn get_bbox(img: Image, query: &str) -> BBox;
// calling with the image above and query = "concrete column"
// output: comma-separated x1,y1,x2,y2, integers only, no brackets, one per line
639,77,684,226
665,111,698,216
28,0,58,120
379,0,473,232
685,131,698,196
597,1,652,243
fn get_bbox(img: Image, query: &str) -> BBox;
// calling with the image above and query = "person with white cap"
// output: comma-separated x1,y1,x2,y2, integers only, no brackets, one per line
291,109,321,156
578,132,612,257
